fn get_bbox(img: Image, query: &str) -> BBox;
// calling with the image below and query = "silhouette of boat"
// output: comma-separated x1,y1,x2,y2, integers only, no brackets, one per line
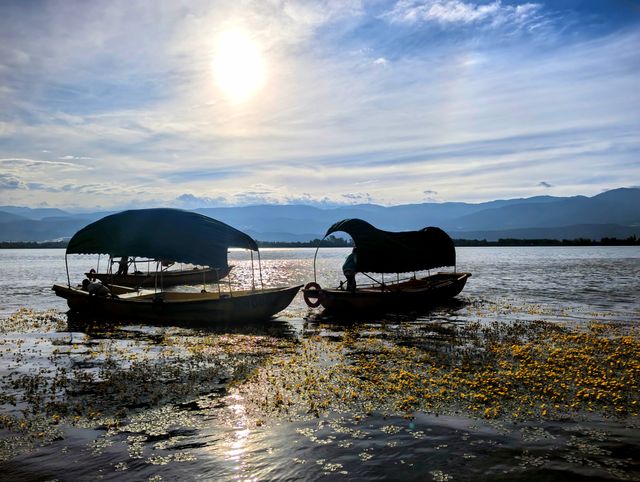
303,219,470,314
53,208,301,323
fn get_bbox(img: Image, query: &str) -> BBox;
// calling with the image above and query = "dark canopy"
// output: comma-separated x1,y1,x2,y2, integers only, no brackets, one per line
325,218,455,273
66,208,258,269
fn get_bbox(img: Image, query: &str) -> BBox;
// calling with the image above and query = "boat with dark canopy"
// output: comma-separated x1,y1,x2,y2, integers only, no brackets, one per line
84,259,231,289
53,208,301,323
303,219,471,313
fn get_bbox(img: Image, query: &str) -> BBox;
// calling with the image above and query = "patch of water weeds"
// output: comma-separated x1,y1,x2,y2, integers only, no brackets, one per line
236,317,639,422
0,309,297,463
227,311,639,479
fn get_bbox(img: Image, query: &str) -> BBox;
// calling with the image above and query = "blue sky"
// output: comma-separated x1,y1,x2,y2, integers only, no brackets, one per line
0,0,638,210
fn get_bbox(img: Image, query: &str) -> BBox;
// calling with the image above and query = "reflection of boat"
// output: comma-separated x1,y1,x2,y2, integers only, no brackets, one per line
53,208,301,323
303,219,471,314
86,265,232,288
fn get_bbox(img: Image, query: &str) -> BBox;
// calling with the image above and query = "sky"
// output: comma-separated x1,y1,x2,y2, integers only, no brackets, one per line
0,0,639,211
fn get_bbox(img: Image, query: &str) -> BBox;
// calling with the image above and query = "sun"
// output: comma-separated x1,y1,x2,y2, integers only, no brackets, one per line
212,29,266,103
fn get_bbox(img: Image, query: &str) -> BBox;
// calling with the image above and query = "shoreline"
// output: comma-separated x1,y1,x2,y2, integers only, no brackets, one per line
1,236,639,249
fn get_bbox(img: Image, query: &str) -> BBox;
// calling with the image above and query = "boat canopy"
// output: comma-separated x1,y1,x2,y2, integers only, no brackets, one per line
66,208,258,269
325,218,455,273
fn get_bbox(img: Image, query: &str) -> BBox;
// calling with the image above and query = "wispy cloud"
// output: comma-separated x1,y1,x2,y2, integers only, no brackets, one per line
382,0,544,29
175,193,227,208
0,1,638,208
0,158,83,168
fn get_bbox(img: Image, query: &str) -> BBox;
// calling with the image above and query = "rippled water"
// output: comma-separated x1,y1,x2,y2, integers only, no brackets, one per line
1,246,639,320
0,247,639,481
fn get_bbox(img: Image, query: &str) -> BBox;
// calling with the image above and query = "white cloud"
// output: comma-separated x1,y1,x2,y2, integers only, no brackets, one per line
342,192,373,203
59,155,94,160
383,0,542,27
0,158,84,169
175,193,227,208
0,1,637,208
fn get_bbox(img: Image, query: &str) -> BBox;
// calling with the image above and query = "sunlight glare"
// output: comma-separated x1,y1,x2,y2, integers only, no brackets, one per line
213,29,266,103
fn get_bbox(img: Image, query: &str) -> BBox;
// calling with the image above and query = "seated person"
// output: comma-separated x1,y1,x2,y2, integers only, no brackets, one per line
81,278,111,297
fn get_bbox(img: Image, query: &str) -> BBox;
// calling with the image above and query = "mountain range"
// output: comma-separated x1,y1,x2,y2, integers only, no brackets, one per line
1,188,638,242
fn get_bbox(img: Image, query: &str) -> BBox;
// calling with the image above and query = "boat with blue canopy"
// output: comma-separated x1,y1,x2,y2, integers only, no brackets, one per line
303,218,471,313
52,208,301,323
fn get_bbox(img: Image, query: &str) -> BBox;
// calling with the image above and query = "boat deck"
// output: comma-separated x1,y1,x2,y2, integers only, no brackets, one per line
57,284,294,303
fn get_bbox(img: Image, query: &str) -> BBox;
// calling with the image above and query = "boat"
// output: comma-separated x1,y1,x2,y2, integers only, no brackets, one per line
53,208,302,323
85,263,232,288
52,283,302,323
303,219,471,314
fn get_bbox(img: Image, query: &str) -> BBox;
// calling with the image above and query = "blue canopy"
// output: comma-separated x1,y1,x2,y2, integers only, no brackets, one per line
66,208,258,269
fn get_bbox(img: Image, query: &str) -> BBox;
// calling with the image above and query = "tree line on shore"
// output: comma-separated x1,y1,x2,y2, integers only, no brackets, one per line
1,235,639,249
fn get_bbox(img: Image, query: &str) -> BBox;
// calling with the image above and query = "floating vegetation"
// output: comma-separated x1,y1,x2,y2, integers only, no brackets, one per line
0,309,297,462
0,304,638,481
236,318,640,422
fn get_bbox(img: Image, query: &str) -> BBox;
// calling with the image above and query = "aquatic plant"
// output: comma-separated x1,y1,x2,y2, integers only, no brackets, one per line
237,319,639,422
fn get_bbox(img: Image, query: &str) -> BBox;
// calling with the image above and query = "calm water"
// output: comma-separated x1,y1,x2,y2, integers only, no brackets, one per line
0,247,639,481
1,247,638,321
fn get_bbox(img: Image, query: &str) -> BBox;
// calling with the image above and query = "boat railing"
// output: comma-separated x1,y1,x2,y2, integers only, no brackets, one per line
333,269,460,291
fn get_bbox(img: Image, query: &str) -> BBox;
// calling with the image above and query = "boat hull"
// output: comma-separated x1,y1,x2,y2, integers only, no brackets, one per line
307,272,471,314
86,266,231,288
53,283,302,323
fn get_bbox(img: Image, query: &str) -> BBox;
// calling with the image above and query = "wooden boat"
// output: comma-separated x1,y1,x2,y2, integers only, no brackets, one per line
53,283,301,323
303,219,471,314
304,272,470,314
53,208,301,323
86,265,231,288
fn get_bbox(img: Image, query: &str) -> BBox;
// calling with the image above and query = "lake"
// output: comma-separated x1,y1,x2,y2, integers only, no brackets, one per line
0,247,638,480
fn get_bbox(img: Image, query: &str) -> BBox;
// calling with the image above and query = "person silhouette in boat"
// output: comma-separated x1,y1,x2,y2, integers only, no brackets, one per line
81,278,111,297
116,256,129,275
342,247,358,293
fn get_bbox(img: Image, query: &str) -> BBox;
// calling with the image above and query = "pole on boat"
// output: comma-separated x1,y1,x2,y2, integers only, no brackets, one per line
108,255,114,284
227,266,233,297
154,260,159,293
257,250,264,289
362,272,383,286
202,268,206,293
250,250,256,290
65,253,70,287
215,269,221,296
97,254,101,274
312,236,327,284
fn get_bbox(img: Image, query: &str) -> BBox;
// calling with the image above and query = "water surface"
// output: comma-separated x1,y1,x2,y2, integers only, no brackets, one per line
0,247,638,481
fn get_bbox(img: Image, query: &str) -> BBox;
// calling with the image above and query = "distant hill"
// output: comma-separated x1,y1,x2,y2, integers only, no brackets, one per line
0,211,27,224
0,188,638,242
0,206,71,220
448,189,640,231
